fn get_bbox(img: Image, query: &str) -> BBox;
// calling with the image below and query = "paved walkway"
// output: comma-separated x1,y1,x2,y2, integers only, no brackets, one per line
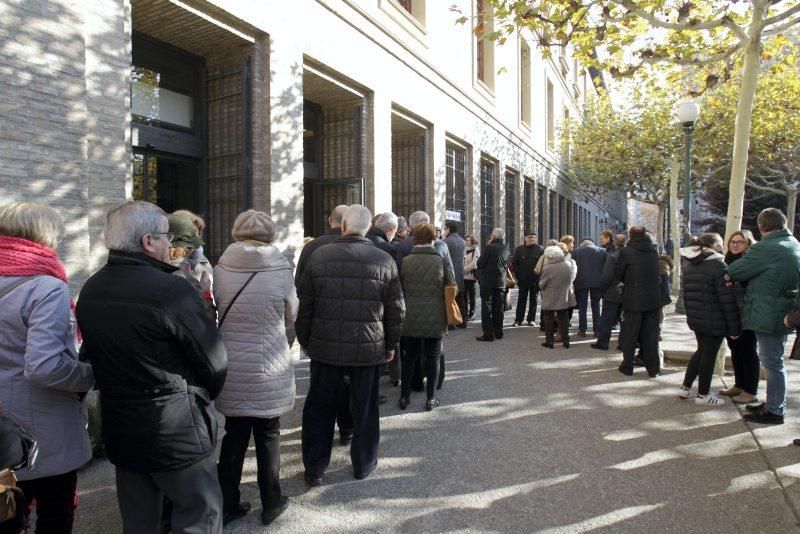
74,305,800,533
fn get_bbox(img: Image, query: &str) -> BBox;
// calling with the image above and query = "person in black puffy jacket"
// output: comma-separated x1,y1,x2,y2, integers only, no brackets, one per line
678,233,742,406
76,201,228,533
296,204,405,485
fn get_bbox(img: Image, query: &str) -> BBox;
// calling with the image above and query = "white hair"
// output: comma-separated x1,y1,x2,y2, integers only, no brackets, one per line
343,204,373,236
408,211,430,227
374,211,398,230
0,201,65,248
544,245,564,260
580,238,594,247
105,201,168,253
491,227,505,240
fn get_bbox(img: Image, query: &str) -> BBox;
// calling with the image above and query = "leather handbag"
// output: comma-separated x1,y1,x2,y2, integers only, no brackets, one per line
0,469,22,524
444,284,463,327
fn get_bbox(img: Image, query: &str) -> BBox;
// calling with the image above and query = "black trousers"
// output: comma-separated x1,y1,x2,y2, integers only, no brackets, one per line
480,288,505,338
401,337,442,400
684,333,724,395
727,329,759,395
596,301,623,348
542,309,569,345
217,416,282,513
621,309,660,375
515,282,539,323
464,280,477,316
302,360,381,478
0,470,78,534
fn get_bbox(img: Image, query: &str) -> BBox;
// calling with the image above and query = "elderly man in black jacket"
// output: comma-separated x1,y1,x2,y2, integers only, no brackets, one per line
592,234,626,350
614,226,664,377
511,230,544,327
77,201,228,533
477,228,511,341
297,204,405,485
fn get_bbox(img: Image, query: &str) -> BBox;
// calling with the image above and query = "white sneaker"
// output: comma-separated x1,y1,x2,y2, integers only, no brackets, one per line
695,394,726,406
678,386,693,399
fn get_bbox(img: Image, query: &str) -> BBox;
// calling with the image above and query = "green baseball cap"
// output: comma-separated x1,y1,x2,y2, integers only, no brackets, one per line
167,214,203,248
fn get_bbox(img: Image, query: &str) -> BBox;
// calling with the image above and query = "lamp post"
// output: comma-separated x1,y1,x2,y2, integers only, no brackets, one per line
674,100,701,314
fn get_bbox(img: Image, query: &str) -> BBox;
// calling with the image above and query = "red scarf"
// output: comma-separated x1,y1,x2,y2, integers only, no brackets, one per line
0,235,80,340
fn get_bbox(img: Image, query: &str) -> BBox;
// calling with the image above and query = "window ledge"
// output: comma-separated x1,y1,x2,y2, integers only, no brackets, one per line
378,0,428,47
473,78,495,103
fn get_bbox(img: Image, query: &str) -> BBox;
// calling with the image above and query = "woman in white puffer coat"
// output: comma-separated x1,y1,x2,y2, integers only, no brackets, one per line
213,210,298,527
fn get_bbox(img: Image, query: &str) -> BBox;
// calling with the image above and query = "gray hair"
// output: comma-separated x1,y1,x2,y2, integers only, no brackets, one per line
544,245,564,260
408,211,430,227
0,201,65,249
758,208,787,233
397,216,408,230
580,238,594,247
374,211,398,230
343,204,373,236
491,228,505,240
105,201,167,253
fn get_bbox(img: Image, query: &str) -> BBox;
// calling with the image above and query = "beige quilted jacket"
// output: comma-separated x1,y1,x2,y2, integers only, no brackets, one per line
213,242,298,418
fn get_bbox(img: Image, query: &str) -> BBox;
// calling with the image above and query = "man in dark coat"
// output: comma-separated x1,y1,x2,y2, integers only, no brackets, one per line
476,228,511,341
77,201,228,533
297,205,405,485
443,221,467,328
396,211,453,268
592,234,626,350
614,226,664,377
511,230,544,326
295,204,348,287
571,237,607,336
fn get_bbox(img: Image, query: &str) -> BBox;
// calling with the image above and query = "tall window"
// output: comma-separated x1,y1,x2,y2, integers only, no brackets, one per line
546,78,555,149
548,191,557,240
392,134,426,219
538,186,545,240
520,41,531,126
476,0,494,90
523,179,532,235
566,199,573,236
480,159,496,245
445,143,467,236
563,107,571,160
504,171,516,250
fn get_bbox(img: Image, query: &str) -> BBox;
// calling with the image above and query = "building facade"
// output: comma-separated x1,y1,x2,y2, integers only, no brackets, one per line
0,0,627,293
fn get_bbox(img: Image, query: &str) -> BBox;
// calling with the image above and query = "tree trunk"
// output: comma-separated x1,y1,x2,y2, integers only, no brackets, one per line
656,202,666,247
724,1,768,243
788,190,798,236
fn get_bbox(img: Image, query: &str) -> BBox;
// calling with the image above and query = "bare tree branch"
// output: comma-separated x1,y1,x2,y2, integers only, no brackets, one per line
764,15,800,35
764,3,800,26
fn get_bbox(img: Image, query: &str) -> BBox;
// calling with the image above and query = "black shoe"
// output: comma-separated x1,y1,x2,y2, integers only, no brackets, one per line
354,463,376,480
618,365,633,376
744,409,784,425
304,472,322,486
223,502,251,525
399,397,409,410
793,438,800,446
648,370,661,378
746,402,766,413
541,342,554,349
425,398,440,411
476,335,494,342
563,338,570,349
261,496,289,526
467,313,475,320
591,343,608,350
494,333,504,339
539,325,546,331
633,357,645,367
339,433,352,446
378,395,387,406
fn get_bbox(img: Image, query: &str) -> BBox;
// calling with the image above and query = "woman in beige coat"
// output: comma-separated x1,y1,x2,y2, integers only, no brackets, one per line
214,210,298,527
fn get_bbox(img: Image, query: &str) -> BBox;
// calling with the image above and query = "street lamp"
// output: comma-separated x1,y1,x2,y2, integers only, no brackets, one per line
675,99,700,314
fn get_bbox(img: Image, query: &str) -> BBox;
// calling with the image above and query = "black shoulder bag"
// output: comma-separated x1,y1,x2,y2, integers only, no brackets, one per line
218,272,257,328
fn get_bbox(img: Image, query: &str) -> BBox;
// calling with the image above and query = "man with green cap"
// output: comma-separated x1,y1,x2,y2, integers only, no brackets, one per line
168,213,216,322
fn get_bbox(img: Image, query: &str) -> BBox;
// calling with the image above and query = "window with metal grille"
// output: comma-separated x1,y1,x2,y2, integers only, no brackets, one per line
566,199,573,236
392,134,426,219
538,186,545,240
480,159,495,245
523,179,532,236
504,171,516,250
445,143,467,236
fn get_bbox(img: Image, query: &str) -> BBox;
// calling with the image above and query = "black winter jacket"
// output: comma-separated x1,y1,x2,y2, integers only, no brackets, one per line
296,235,405,366
295,228,340,286
600,248,622,303
511,243,544,284
366,226,398,267
681,249,742,337
614,234,664,312
477,239,510,290
77,251,228,472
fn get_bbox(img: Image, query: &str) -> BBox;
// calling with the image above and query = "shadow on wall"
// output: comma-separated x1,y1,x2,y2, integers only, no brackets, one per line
0,0,130,296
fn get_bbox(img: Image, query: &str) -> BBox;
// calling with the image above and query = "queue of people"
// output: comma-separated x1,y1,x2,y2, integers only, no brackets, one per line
2,199,800,533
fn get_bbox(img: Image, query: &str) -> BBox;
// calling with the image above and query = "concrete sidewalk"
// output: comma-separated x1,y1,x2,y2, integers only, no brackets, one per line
74,306,800,533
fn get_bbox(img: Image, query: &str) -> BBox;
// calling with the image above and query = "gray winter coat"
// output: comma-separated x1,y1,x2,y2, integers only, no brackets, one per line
0,276,94,481
401,247,455,338
214,242,298,418
539,255,577,311
444,233,466,293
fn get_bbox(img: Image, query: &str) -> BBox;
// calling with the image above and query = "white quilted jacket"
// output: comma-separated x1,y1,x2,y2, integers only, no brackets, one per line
213,242,298,418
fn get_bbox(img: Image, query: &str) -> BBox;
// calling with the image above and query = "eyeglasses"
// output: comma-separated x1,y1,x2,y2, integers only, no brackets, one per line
150,232,175,241
730,239,746,245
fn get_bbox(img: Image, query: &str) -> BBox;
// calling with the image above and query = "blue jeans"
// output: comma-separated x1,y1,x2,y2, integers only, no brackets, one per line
575,287,602,333
756,332,789,415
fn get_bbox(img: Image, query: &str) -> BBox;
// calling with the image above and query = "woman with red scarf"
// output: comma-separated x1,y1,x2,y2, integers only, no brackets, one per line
0,202,94,534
